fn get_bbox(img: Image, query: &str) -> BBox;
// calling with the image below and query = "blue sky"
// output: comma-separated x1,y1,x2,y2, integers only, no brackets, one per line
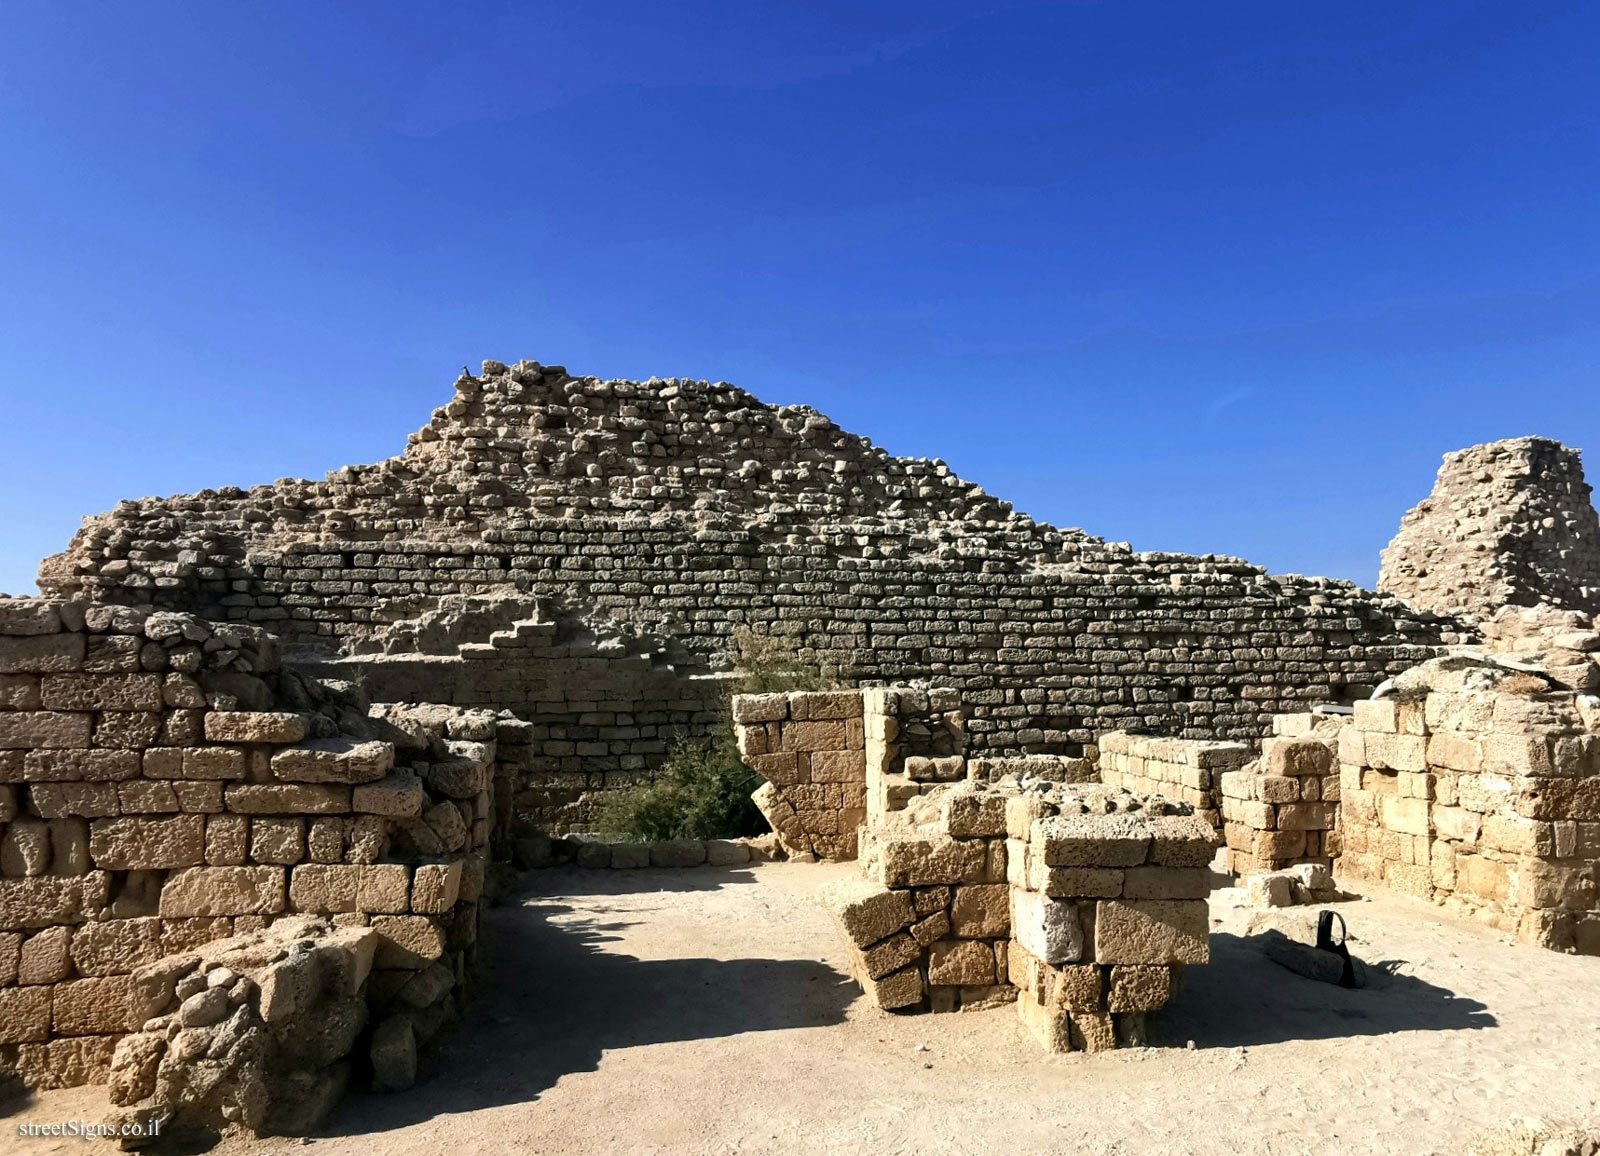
2,2,1597,594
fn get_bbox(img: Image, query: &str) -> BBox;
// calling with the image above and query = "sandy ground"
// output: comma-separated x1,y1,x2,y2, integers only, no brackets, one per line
5,860,1599,1156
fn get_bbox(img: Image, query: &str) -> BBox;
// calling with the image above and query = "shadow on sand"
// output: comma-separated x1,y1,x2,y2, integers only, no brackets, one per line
322,866,856,1136
1155,930,1496,1048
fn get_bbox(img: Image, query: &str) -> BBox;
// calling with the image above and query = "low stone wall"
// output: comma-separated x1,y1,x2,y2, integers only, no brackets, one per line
825,774,1217,1050
1337,667,1600,953
1096,732,1249,830
0,598,493,1097
732,689,866,860
1218,716,1342,875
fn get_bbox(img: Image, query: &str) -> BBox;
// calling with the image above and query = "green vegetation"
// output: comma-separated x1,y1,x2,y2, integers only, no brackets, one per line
593,627,831,841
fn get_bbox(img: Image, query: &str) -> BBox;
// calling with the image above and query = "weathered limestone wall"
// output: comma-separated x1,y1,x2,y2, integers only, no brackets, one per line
1337,673,1600,954
38,361,1455,831
1095,732,1250,831
1216,717,1343,875
1380,437,1600,621
0,599,493,1094
731,690,867,860
824,769,1216,1049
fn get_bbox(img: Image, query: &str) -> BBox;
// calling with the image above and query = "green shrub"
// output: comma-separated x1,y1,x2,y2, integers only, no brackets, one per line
593,731,765,841
592,626,833,841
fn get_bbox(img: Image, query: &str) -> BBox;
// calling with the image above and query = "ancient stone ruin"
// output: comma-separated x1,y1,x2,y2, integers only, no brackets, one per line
38,360,1452,830
1381,436,1600,621
3,358,1600,1138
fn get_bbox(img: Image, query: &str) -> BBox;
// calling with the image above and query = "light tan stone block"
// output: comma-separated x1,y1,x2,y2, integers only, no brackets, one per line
1094,900,1209,965
862,964,922,1010
203,711,308,744
224,783,351,814
950,883,1009,938
1122,866,1208,900
819,876,914,948
40,674,162,712
52,975,136,1034
371,914,446,969
87,814,205,870
17,925,72,984
411,862,462,914
29,781,120,818
182,747,247,781
0,985,51,1042
158,866,286,916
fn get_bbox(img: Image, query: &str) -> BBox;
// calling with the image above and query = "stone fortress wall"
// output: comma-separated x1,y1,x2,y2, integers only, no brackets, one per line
37,359,1456,827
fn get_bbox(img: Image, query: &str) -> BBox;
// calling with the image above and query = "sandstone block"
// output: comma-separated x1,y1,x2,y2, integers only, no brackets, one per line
250,816,307,865
0,712,92,750
40,673,162,711
17,925,72,984
271,738,394,784
89,814,205,869
1122,866,1209,900
0,874,107,930
289,863,411,914
950,883,1010,938
858,931,921,979
371,914,447,969
201,711,307,745
862,964,923,1010
181,747,247,781
1108,964,1175,1012
927,938,995,986
872,835,987,886
1035,814,1151,867
29,781,120,818
411,862,463,914
1094,899,1209,965
159,866,286,917
0,985,51,1042
781,720,848,752
731,693,788,724
352,770,426,818
53,975,136,1034
225,783,351,814
819,876,914,948
809,749,866,783
0,633,85,675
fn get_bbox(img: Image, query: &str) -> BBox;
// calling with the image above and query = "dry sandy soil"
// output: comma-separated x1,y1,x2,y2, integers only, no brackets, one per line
5,860,1599,1156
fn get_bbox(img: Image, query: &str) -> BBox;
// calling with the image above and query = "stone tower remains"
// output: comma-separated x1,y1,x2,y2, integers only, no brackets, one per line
1379,437,1600,621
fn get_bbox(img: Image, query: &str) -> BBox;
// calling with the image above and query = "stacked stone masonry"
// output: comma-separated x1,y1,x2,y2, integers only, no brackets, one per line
0,598,495,1100
39,359,1455,827
1336,667,1600,954
1216,714,1344,875
732,690,867,860
824,769,1217,1050
1380,437,1600,621
1096,731,1249,831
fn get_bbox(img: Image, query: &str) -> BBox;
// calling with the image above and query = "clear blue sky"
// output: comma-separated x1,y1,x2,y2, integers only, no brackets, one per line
3,2,1597,595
